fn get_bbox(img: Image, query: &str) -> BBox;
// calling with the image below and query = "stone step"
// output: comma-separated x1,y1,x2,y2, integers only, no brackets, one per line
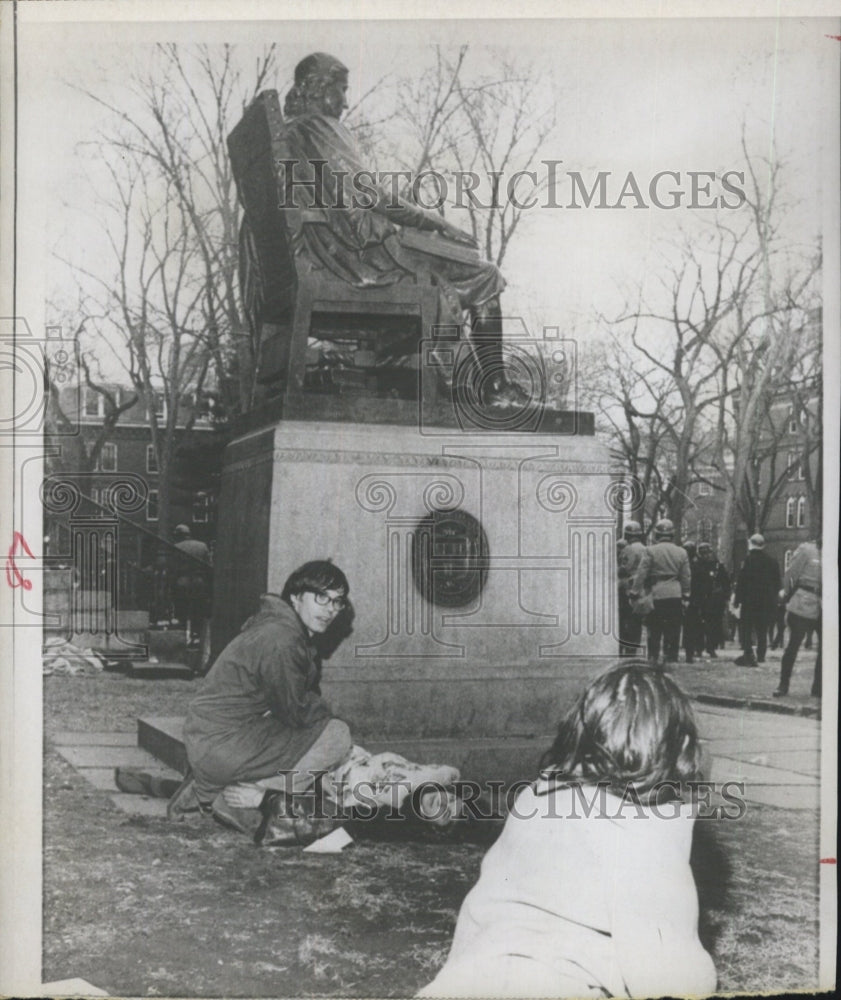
138,716,191,776
137,715,553,787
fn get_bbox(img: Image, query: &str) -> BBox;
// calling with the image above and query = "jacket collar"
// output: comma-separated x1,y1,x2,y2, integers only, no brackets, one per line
240,593,307,636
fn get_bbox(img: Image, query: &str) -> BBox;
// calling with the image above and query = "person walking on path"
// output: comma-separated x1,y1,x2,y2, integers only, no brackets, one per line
732,534,780,666
775,539,822,697
632,519,691,667
769,592,787,650
681,541,700,662
690,543,730,659
172,524,212,646
617,520,647,657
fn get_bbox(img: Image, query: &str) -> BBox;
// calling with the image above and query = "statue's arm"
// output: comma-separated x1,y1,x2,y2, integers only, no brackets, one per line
376,191,477,247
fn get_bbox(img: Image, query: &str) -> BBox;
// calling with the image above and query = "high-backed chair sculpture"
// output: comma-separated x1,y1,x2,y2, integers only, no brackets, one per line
227,90,441,414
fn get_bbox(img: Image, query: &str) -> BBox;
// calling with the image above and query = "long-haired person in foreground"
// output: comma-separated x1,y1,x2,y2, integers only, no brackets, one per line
419,661,717,998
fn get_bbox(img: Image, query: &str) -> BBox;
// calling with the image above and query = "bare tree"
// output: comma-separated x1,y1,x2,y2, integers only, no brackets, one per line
59,44,277,537
580,335,676,531
708,149,821,567
385,46,557,269
598,221,745,539
590,145,821,565
737,324,821,535
82,44,278,416
44,312,139,476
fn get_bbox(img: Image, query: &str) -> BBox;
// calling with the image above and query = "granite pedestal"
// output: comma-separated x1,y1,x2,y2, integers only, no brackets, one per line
210,418,619,772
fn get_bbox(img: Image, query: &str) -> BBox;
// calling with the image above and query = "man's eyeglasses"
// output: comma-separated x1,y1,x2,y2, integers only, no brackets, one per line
309,590,348,611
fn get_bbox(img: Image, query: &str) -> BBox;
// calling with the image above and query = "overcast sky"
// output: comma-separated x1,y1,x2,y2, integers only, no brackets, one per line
17,10,839,365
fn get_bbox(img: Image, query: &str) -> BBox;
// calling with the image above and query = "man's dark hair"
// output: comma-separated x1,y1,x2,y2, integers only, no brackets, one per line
280,560,349,603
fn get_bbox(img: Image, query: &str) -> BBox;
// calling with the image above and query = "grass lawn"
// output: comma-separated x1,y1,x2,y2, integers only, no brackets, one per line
43,672,821,997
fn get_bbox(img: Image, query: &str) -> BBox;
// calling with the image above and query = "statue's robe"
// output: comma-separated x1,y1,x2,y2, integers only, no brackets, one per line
282,111,505,329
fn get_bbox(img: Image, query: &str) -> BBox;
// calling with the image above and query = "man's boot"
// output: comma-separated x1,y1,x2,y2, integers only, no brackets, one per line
211,790,265,836
166,771,212,821
254,791,343,847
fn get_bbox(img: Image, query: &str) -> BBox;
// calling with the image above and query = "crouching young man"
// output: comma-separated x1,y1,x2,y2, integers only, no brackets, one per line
169,560,354,838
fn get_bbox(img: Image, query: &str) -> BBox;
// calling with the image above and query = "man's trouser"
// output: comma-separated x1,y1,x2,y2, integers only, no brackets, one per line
618,590,644,656
741,611,770,662
698,607,724,653
779,612,822,695
648,598,683,663
253,719,353,797
192,717,352,802
682,606,701,657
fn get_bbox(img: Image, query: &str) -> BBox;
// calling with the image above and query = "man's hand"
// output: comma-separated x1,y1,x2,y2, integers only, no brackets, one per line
434,216,478,247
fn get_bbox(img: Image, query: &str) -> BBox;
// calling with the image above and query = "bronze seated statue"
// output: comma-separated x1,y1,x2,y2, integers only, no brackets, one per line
227,52,529,417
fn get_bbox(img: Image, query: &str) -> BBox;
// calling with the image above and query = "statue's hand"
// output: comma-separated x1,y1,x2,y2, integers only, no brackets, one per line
435,217,478,248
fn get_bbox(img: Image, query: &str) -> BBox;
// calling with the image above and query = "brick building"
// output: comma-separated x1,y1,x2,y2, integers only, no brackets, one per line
753,385,821,573
44,384,224,635
46,383,222,543
682,467,729,553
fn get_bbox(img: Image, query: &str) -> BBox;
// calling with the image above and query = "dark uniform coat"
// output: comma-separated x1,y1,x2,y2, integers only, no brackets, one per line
734,550,780,618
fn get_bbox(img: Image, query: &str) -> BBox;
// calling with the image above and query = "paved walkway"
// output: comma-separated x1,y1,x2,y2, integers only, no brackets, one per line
697,703,820,810
52,730,179,819
51,699,821,817
677,644,821,718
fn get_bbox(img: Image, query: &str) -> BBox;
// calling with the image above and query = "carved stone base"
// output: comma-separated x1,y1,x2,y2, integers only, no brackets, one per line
212,419,618,742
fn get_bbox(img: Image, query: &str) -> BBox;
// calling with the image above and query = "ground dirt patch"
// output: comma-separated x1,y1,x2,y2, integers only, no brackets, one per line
43,673,820,996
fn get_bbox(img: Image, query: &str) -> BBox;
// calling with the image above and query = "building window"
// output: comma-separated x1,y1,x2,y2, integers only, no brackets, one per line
798,457,806,481
192,491,210,524
146,444,159,474
146,489,159,522
797,496,807,528
785,497,795,528
84,388,104,418
195,392,215,423
149,392,167,422
784,549,793,571
97,442,117,472
697,480,711,497
787,451,798,481
788,405,798,434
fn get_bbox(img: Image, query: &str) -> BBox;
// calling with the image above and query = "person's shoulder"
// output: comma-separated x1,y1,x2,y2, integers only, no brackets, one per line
243,599,303,639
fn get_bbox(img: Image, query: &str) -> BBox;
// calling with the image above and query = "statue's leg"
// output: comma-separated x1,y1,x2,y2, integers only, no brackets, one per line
469,297,529,408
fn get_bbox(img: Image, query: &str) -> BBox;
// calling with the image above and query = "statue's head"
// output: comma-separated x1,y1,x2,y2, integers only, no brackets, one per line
284,52,349,119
